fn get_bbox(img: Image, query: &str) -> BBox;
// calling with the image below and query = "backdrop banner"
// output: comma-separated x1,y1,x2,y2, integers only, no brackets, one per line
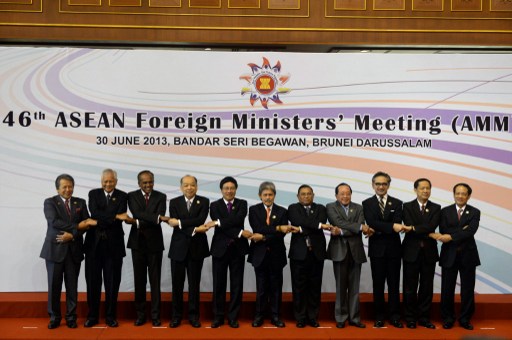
0,47,510,294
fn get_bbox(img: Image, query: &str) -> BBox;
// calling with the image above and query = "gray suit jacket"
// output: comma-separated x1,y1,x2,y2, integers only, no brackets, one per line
326,201,367,264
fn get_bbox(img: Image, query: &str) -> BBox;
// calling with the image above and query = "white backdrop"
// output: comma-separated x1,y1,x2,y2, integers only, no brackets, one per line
0,47,510,294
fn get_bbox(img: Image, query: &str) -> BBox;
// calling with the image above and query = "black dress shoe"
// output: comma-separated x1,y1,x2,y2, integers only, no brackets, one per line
84,319,98,328
66,320,78,328
349,321,366,328
169,319,181,328
106,319,118,327
152,319,161,327
228,320,239,328
48,320,60,329
271,318,285,328
418,320,435,329
211,319,224,328
309,319,320,328
374,320,385,328
391,320,403,328
134,318,146,326
460,322,473,330
190,320,201,328
406,321,416,329
296,320,306,328
442,321,453,329
252,317,263,327
336,321,345,328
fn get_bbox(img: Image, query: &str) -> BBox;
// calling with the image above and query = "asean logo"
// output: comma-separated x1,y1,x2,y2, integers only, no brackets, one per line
240,57,291,109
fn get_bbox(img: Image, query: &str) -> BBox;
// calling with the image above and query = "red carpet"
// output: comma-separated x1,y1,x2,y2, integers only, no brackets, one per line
0,293,511,340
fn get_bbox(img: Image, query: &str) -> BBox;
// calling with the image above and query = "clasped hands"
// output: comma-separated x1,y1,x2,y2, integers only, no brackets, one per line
250,224,298,243
429,232,452,243
321,223,376,237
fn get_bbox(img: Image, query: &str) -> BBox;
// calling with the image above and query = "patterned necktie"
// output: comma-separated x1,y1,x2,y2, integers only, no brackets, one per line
458,208,463,221
145,194,149,207
305,206,311,216
421,204,425,215
227,201,233,213
379,197,385,217
266,206,271,225
187,199,192,212
64,199,71,217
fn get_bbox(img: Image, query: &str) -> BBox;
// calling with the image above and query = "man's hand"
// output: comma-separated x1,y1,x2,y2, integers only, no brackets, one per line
78,218,97,230
276,225,292,233
393,223,404,233
241,230,253,239
331,226,342,236
205,221,217,229
166,218,179,227
56,231,73,243
159,215,170,223
402,225,413,233
437,234,453,243
250,233,264,242
290,226,301,233
194,225,209,233
321,224,332,230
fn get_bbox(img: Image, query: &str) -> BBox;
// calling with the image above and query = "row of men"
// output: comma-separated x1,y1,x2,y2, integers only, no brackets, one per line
41,170,480,331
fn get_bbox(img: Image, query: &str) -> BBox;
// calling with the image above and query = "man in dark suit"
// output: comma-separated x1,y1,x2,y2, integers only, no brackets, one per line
326,182,372,329
40,174,96,329
248,181,290,328
167,175,210,328
431,183,480,331
287,184,328,328
401,178,440,329
362,171,404,328
127,170,169,327
207,176,252,328
84,169,135,328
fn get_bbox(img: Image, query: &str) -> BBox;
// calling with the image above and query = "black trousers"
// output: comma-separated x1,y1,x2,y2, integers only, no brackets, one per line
212,244,245,322
85,240,123,322
403,248,436,323
441,255,476,324
290,251,324,322
46,255,81,322
370,256,402,322
253,253,284,319
131,249,162,320
170,255,204,321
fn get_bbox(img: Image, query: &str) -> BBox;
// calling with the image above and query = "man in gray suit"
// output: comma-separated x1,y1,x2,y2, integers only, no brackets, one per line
325,182,373,329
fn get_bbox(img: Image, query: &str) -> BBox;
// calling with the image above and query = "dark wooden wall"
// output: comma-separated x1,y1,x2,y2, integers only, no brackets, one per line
1,1,511,50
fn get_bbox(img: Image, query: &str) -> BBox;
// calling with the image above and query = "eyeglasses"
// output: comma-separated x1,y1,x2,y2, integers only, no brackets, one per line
374,182,389,187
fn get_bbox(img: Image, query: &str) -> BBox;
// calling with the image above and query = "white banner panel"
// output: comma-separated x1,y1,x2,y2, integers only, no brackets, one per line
0,47,510,294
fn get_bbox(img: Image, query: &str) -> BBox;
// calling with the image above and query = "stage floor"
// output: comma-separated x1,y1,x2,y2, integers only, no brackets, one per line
1,318,511,340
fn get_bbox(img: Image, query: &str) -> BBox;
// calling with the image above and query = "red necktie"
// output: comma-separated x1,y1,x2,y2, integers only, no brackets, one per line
145,194,149,207
64,199,71,217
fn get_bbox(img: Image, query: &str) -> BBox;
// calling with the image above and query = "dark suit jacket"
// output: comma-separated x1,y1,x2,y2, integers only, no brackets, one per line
168,195,210,261
439,204,481,268
210,198,249,258
362,195,403,258
247,203,288,268
402,199,440,263
287,202,327,261
127,190,166,252
40,195,89,263
85,188,127,258
326,201,367,264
